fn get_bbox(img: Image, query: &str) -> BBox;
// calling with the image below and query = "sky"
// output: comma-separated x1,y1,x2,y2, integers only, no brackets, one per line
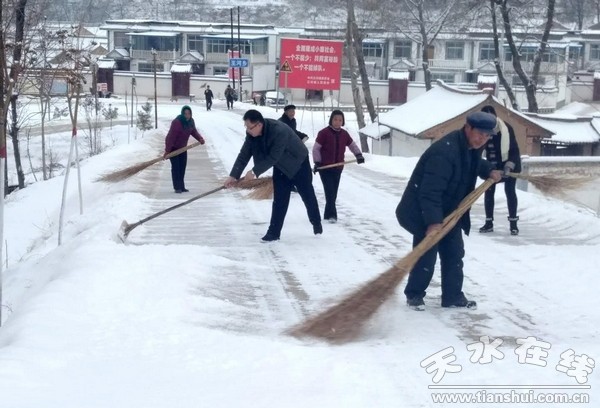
0,95,599,407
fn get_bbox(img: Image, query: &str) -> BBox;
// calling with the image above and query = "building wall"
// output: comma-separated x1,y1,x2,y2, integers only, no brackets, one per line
390,130,432,157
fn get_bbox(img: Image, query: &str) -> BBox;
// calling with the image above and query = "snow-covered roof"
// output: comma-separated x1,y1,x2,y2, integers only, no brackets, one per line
360,122,391,140
97,59,117,69
179,51,204,63
170,63,192,73
374,82,491,136
525,114,600,144
388,71,409,80
478,75,497,84
127,31,179,37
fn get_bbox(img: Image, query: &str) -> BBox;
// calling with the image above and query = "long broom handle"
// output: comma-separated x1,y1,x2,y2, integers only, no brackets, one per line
126,186,225,233
317,159,357,170
164,141,202,160
406,178,496,262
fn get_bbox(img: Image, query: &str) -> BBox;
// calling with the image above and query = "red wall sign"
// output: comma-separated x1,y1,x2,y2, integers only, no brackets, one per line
278,38,343,90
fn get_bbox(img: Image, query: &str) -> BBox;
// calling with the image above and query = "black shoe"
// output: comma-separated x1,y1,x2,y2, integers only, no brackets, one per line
509,216,519,236
442,295,477,309
407,297,425,311
175,189,183,194
261,233,280,242
313,223,323,235
182,188,189,193
479,219,494,233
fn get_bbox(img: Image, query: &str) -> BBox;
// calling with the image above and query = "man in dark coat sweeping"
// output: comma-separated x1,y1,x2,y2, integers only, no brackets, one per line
224,109,322,242
396,111,503,311
164,105,205,193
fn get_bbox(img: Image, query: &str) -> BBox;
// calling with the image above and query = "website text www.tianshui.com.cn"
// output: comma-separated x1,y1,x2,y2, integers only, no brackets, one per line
431,390,590,404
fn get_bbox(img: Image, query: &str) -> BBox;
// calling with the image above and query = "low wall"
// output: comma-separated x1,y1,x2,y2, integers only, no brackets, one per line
519,156,600,215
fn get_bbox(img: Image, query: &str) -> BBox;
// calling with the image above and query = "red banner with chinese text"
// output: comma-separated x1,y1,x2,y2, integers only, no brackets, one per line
278,38,343,90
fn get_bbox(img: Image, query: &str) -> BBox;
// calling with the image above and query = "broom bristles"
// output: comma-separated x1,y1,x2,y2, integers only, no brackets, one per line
513,173,591,195
97,157,161,182
235,177,274,200
287,261,412,343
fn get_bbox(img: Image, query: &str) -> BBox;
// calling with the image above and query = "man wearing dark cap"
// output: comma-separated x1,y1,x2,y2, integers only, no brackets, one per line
279,104,309,143
396,111,503,311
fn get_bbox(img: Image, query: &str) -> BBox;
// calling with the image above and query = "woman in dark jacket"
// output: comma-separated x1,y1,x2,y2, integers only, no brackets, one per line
312,110,364,223
164,105,205,193
478,105,522,235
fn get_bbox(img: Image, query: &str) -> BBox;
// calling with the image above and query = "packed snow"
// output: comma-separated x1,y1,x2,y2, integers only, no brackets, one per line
0,95,598,407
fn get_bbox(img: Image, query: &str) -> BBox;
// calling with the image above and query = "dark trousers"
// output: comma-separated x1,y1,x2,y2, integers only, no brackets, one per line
206,99,212,110
226,97,234,109
267,158,321,237
318,168,342,220
404,225,465,304
484,176,518,219
169,151,187,191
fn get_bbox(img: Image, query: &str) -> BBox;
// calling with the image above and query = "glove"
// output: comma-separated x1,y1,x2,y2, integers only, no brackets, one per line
356,154,365,164
199,137,205,145
313,162,321,174
503,161,515,178
163,151,169,159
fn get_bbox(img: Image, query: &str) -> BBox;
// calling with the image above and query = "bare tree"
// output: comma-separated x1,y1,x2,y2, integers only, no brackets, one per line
346,12,366,134
490,0,519,109
496,0,556,113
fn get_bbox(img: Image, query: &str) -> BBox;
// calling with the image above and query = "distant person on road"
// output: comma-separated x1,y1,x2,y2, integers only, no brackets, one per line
478,105,522,236
279,104,309,143
396,111,503,311
164,105,205,194
224,109,322,242
204,85,214,111
225,85,235,110
312,109,364,223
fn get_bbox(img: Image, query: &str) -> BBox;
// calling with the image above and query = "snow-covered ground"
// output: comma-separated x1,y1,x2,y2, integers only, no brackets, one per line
1,98,599,407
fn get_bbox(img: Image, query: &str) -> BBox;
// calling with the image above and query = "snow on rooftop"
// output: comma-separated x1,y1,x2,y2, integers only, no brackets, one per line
97,59,117,69
359,121,391,139
375,83,490,136
388,71,409,80
170,64,192,73
478,75,497,84
526,114,600,144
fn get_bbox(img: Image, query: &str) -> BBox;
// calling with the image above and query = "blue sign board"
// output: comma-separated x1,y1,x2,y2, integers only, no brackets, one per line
229,58,249,68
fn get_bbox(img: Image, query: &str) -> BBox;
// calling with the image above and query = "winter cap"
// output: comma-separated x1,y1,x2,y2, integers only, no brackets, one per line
466,111,496,135
181,105,192,115
284,104,296,112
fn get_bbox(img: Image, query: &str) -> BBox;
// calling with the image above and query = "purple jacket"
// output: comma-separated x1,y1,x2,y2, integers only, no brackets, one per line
165,116,205,152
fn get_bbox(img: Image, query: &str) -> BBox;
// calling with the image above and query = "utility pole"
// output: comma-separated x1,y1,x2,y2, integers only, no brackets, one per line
238,6,242,101
131,74,135,128
152,48,158,129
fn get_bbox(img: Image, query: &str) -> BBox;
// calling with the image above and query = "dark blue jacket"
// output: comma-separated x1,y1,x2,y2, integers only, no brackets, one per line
396,128,494,236
229,119,309,179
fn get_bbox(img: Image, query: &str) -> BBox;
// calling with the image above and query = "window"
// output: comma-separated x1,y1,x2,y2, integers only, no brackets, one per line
479,42,495,61
131,36,177,51
137,62,164,73
394,40,412,59
113,32,129,48
251,38,268,55
207,39,233,54
362,43,384,58
505,47,562,63
511,75,546,86
569,45,581,61
590,44,600,60
431,72,455,83
187,35,204,53
213,66,228,75
445,41,464,60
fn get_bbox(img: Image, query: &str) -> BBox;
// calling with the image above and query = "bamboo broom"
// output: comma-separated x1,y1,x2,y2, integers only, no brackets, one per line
117,178,275,241
98,141,203,183
244,160,360,200
507,172,591,195
287,178,496,344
